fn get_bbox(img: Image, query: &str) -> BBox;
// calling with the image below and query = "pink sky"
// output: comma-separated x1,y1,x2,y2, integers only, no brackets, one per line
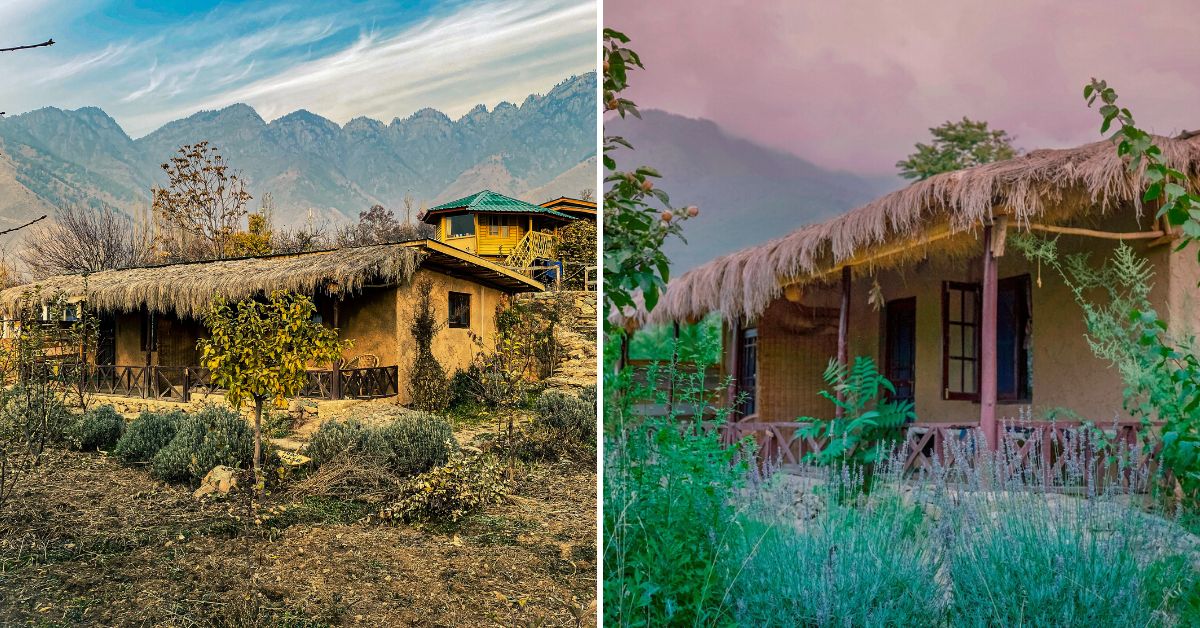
606,0,1200,176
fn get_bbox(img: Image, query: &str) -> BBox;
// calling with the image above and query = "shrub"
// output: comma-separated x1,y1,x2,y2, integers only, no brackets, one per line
535,387,596,444
0,384,72,448
307,419,389,467
307,412,456,476
66,405,125,451
151,405,254,485
112,409,186,465
380,413,456,475
378,452,507,523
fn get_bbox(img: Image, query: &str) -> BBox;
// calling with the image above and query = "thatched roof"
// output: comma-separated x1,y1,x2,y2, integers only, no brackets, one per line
0,239,542,318
637,133,1200,327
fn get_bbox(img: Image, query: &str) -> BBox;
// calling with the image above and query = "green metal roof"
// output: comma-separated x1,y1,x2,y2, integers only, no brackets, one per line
425,190,575,220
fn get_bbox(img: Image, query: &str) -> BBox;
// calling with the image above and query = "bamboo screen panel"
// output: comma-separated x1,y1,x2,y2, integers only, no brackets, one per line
756,301,839,421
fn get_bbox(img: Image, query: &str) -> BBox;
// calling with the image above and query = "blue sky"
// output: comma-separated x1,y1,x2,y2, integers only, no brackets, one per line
0,0,596,136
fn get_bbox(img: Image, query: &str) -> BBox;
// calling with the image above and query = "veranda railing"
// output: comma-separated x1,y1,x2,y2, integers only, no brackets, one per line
34,362,399,403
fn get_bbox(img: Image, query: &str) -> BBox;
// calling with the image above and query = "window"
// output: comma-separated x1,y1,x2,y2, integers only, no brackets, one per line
942,282,980,400
448,292,471,328
447,214,475,237
736,327,758,417
941,276,1033,402
486,216,515,238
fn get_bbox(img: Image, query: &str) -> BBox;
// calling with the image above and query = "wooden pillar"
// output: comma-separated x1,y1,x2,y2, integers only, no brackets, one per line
727,320,741,415
836,266,851,419
980,225,999,450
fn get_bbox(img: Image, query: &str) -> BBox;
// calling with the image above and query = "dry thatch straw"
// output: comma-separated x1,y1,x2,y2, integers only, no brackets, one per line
0,242,425,318
286,455,406,503
635,133,1200,327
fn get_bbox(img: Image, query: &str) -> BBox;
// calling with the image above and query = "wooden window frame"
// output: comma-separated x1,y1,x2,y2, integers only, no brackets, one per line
942,281,981,401
448,292,471,329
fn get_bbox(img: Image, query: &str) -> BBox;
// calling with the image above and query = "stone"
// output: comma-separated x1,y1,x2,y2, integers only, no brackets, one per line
193,465,238,499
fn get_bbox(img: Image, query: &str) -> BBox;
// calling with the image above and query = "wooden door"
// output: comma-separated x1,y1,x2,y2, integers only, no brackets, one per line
884,297,916,403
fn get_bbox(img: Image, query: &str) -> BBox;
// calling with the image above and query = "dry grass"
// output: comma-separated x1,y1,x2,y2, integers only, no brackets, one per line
0,447,596,627
0,242,424,317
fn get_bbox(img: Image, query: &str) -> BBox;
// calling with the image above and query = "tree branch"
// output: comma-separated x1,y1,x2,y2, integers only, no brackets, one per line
0,215,46,236
0,39,54,53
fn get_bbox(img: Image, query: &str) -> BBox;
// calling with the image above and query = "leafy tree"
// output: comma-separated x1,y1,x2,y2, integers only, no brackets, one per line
198,291,349,480
896,117,1016,180
151,141,253,262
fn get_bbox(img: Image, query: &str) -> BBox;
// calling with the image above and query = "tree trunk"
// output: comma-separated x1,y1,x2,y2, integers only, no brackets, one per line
252,397,264,481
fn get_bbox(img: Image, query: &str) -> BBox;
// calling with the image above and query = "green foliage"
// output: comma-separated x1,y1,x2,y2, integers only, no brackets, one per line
112,409,186,465
151,405,254,485
408,279,450,413
604,416,755,626
896,117,1016,180
603,28,697,331
797,357,915,471
66,404,125,452
378,452,507,523
628,313,723,366
307,413,457,476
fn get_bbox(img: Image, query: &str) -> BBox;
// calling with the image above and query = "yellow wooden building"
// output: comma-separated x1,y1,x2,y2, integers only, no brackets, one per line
421,190,579,268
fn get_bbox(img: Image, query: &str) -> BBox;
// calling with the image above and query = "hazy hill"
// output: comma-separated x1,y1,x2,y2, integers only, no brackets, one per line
606,110,900,271
0,73,597,237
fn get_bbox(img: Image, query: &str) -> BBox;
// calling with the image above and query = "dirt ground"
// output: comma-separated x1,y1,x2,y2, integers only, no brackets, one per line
0,440,596,626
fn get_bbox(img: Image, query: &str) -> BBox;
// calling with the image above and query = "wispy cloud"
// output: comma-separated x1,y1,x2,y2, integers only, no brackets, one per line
0,0,596,136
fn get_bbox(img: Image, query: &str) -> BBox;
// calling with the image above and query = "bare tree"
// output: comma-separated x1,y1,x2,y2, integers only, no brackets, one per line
151,141,252,261
273,209,331,254
19,204,152,278
336,204,432,247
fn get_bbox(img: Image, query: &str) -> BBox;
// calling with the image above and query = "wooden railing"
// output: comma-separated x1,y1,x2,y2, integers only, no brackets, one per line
720,419,1155,485
504,231,560,268
54,363,401,402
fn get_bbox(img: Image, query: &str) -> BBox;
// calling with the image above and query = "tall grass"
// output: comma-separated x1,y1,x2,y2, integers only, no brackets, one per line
604,363,1200,627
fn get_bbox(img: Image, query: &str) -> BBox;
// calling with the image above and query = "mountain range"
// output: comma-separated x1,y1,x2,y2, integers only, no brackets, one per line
606,110,902,271
0,73,597,241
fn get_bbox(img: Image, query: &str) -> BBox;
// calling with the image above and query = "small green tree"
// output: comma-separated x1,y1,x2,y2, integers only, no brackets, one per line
896,117,1017,180
408,279,450,412
198,291,349,479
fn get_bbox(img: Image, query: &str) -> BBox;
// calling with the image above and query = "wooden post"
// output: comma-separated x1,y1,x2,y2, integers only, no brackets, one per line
182,367,191,403
980,225,999,450
331,364,341,401
836,266,851,419
728,320,741,416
